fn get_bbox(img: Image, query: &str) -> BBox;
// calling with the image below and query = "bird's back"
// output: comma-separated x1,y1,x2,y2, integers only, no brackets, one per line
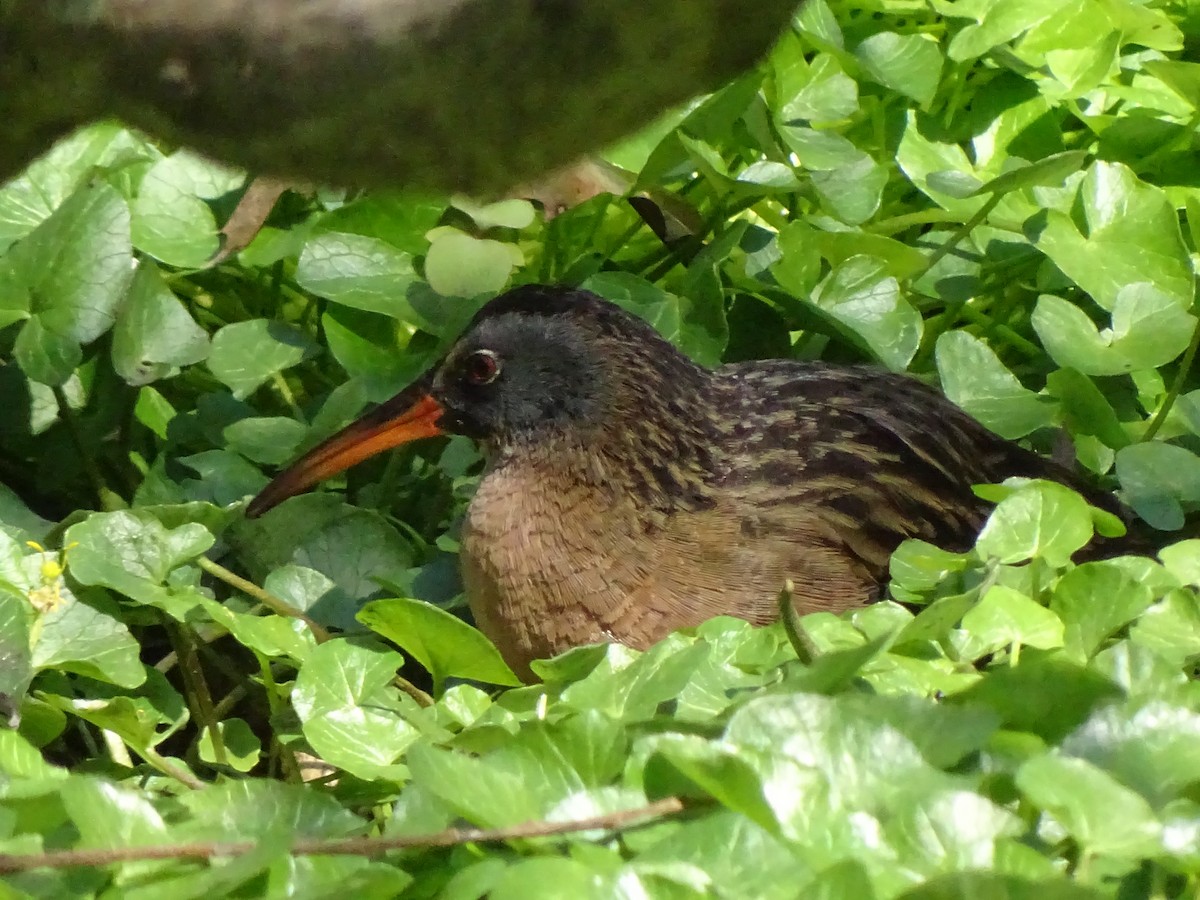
711,359,1120,579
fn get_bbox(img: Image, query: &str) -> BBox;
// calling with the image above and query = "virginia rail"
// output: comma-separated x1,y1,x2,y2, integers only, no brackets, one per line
248,285,1125,675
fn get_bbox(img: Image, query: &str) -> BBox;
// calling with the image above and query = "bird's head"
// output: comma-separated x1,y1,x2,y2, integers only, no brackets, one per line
246,285,711,518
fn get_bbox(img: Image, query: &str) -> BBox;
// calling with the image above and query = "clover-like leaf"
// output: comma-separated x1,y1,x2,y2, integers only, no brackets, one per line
291,637,417,781
358,597,520,690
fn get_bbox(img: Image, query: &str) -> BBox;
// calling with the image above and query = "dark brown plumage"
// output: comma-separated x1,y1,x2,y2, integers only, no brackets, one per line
248,285,1130,677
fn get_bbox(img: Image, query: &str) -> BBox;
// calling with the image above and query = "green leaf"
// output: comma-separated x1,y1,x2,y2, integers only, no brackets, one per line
642,733,777,831
295,231,423,320
723,692,964,828
936,331,1057,439
60,777,169,849
42,670,188,752
321,306,415,393
896,111,984,215
1158,539,1200,585
1063,702,1200,809
1044,368,1130,451
131,150,243,267
1034,162,1192,311
809,256,922,370
6,180,133,385
291,637,417,781
855,32,943,105
31,587,145,688
634,809,799,900
65,510,214,612
810,155,888,225
956,585,1065,659
407,711,632,828
889,540,971,593
315,192,445,255
976,481,1095,566
357,598,520,688
971,151,1089,197
581,271,727,366
0,590,33,716
1050,563,1155,658
1016,754,1162,857
560,638,710,721
776,52,858,122
235,497,414,630
111,261,210,385
1114,442,1200,531
0,727,66,781
222,416,307,465
943,0,1077,62
1129,588,1200,666
950,658,1122,743
0,123,154,250
425,230,519,298
451,197,536,231
899,872,1105,900
178,778,364,841
1031,286,1195,376
207,319,314,399
770,220,822,297
198,718,262,772
200,598,315,663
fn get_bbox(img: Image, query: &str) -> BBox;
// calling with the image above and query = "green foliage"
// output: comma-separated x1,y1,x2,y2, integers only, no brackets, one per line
1,1,1200,896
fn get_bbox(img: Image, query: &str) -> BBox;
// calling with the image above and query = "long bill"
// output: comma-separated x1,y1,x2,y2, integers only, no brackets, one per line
246,381,445,518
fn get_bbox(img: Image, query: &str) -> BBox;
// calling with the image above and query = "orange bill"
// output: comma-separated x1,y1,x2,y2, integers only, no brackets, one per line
246,384,444,518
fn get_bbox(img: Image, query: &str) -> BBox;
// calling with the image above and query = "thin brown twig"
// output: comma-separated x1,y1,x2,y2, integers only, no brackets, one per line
0,797,685,873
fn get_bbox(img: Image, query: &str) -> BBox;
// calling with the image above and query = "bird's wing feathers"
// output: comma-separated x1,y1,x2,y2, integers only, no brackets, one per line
716,361,1097,576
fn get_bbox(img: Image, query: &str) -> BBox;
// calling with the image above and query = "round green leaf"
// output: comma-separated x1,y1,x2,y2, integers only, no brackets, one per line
198,718,262,773
358,597,521,688
810,256,922,370
291,637,417,781
855,32,944,105
131,150,242,267
222,416,307,465
7,180,133,385
425,231,519,298
207,319,313,398
1016,754,1162,857
1034,162,1193,311
112,261,210,385
296,231,422,319
936,331,1058,439
976,481,1095,567
1115,442,1200,531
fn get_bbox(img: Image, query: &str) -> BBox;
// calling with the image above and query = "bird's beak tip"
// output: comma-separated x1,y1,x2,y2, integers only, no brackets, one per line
245,389,445,518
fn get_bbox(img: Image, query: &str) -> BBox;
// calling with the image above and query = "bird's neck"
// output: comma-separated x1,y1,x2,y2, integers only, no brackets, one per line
488,376,727,516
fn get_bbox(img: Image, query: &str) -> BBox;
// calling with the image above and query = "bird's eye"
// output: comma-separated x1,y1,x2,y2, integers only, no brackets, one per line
463,349,501,386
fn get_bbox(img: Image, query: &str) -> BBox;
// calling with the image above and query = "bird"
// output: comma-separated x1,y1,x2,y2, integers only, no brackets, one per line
248,284,1131,677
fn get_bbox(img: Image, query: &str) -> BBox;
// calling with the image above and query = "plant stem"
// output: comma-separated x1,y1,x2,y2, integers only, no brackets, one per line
1143,315,1200,442
196,556,330,642
912,192,1003,283
868,208,961,236
778,580,819,665
165,622,226,767
394,675,435,708
137,746,207,790
52,387,122,511
271,371,303,419
255,651,302,783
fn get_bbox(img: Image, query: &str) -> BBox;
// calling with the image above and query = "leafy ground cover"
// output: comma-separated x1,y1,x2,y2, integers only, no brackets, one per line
3,0,1200,897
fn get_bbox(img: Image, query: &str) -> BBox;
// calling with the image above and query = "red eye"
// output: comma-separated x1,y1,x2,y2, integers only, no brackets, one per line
464,350,500,386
